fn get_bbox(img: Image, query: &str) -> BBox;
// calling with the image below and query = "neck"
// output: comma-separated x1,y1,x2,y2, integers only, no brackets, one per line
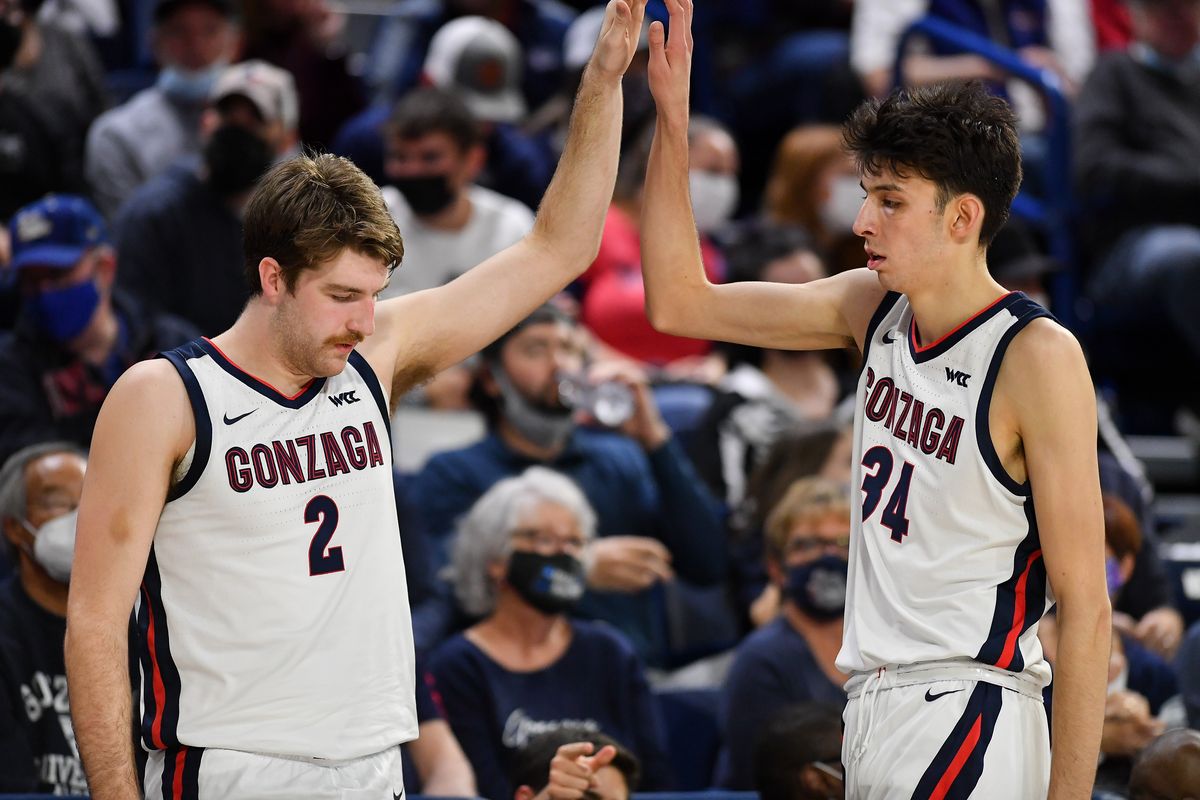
905,252,1006,347
760,353,839,414
211,303,315,396
783,601,842,641
418,191,473,232
71,302,121,366
472,595,572,669
18,556,67,618
496,417,569,461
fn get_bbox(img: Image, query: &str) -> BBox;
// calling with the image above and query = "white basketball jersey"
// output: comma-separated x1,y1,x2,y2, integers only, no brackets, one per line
134,338,416,761
837,292,1055,686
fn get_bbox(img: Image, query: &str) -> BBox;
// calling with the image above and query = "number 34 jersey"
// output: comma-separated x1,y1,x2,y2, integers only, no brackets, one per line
134,338,416,761
837,292,1055,686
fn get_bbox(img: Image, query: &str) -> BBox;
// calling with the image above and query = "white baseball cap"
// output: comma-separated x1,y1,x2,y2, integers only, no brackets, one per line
210,60,300,131
423,16,526,124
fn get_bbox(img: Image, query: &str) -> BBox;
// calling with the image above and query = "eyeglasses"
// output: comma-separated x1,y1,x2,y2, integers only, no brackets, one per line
784,535,851,558
811,760,844,782
510,527,587,555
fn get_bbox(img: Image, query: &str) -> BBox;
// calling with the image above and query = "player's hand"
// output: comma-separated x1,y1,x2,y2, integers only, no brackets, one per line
588,0,649,81
584,536,673,592
539,742,619,800
647,0,693,131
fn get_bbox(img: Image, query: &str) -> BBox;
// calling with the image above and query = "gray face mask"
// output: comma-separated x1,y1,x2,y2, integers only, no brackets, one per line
493,366,575,451
21,510,77,584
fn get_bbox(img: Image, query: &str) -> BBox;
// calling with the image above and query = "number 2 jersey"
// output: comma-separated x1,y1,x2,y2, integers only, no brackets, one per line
837,291,1054,686
133,338,416,760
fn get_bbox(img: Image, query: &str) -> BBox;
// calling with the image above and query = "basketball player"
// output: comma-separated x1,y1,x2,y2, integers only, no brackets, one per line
63,2,647,798
639,1,1109,797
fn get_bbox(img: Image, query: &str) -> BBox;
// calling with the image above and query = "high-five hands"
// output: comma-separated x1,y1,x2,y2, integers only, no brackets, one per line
647,0,693,129
534,742,620,800
590,0,649,79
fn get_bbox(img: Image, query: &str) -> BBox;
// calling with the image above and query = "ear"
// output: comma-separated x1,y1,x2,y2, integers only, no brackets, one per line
94,245,118,290
765,555,786,588
258,257,286,301
3,516,30,552
200,108,222,140
486,557,508,586
514,786,536,800
480,362,501,399
946,193,985,245
462,143,487,184
1119,553,1136,585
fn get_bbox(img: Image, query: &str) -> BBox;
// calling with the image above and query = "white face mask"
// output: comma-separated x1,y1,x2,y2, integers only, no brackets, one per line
21,510,77,584
690,170,739,233
819,174,864,235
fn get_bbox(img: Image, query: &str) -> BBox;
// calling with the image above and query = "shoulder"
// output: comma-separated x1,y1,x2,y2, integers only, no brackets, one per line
420,438,498,478
733,618,806,665
1002,316,1087,383
116,163,195,221
88,88,161,138
427,633,491,686
467,185,535,227
569,619,639,662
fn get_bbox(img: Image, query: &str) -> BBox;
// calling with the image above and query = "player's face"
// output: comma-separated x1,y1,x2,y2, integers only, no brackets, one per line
508,501,587,558
853,168,952,294
496,322,585,411
271,248,389,378
782,510,851,567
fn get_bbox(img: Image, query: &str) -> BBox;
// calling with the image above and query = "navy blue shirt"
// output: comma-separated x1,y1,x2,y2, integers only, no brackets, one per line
427,620,672,800
715,616,846,789
410,429,727,665
0,578,86,794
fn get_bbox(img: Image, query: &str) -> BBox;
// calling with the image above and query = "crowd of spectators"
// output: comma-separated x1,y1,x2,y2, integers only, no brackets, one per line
3,0,1200,797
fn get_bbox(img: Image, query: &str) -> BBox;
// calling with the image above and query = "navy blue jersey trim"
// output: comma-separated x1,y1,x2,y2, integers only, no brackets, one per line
859,291,903,377
348,349,392,441
160,745,204,800
911,682,1004,799
908,292,1024,365
137,547,183,750
975,502,1044,673
159,345,211,502
974,295,1053,496
196,338,327,409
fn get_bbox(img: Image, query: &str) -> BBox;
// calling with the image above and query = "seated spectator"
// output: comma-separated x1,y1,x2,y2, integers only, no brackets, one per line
716,477,850,789
238,0,363,147
114,60,299,335
751,703,844,800
578,117,736,367
1074,0,1200,433
409,303,726,666
428,467,672,800
0,196,197,464
380,87,534,298
1174,618,1200,731
0,441,88,793
511,726,641,800
406,655,478,797
85,0,239,219
1128,729,1200,800
687,222,845,508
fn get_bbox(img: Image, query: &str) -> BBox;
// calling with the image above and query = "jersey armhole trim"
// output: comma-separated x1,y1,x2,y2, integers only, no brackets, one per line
159,349,211,502
975,304,1051,497
348,349,392,441
859,290,903,377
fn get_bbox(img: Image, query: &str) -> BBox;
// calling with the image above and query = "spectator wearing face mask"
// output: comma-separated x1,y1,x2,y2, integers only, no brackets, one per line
84,0,238,220
0,442,88,793
575,116,735,367
0,196,198,465
716,477,850,790
427,467,673,800
113,59,299,335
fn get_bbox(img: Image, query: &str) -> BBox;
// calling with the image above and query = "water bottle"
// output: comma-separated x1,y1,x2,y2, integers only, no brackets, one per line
557,373,635,428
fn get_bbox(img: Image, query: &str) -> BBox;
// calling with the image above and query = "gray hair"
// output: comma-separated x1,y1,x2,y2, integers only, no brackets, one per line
0,441,87,558
451,466,596,617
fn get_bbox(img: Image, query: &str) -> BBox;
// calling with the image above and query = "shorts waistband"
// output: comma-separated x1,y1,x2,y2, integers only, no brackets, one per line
844,659,1047,701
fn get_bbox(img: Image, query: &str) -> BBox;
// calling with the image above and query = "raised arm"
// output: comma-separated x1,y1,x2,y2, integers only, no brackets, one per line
65,361,192,800
1000,320,1109,800
365,0,647,393
640,0,883,354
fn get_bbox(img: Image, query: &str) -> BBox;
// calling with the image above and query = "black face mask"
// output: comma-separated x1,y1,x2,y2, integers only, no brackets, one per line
785,554,848,621
0,19,23,70
506,550,586,616
392,173,457,217
204,124,274,198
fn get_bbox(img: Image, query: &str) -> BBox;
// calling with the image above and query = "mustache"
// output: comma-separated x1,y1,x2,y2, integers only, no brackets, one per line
326,334,365,347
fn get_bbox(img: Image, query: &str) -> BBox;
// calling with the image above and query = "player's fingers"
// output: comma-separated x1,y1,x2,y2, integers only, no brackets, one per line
648,20,666,67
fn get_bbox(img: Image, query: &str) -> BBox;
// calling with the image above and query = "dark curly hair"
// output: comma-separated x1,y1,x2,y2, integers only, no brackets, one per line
841,81,1021,247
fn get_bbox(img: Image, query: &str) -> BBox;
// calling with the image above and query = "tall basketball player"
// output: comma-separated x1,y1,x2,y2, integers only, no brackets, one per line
64,2,647,798
639,1,1109,798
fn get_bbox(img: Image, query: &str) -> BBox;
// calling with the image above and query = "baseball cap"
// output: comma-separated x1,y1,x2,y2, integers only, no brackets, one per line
563,6,650,72
210,60,299,131
423,16,526,124
153,0,233,25
8,195,109,272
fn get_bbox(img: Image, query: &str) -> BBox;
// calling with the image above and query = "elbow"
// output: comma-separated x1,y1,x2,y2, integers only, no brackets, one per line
644,293,692,337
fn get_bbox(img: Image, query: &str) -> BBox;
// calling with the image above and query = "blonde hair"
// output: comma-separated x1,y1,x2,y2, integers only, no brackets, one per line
763,476,851,561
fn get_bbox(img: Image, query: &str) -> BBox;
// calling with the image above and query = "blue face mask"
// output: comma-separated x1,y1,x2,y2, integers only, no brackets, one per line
1105,555,1125,597
785,554,848,621
25,279,102,342
158,63,224,104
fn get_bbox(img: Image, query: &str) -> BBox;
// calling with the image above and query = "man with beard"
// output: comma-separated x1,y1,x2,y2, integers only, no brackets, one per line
409,303,726,666
113,59,299,335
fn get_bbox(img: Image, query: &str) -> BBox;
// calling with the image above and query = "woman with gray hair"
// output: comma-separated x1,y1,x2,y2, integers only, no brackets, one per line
429,466,673,800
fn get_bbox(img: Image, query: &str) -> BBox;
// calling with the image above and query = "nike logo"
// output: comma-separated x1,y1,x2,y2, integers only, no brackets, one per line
882,329,897,344
925,688,964,702
223,409,256,425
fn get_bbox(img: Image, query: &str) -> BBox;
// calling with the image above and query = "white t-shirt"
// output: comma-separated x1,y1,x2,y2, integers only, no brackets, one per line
380,183,534,298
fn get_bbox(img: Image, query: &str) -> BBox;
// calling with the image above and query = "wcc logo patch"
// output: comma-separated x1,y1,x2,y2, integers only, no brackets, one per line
328,390,360,407
945,368,971,387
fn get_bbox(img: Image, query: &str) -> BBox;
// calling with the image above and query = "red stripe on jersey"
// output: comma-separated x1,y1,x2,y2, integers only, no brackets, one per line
929,713,983,800
911,292,1015,352
996,549,1043,670
173,747,188,799
202,337,313,400
142,584,169,749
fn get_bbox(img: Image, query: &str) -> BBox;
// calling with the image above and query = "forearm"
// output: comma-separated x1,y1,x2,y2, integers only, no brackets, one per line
1047,599,1111,799
65,621,140,800
528,64,623,268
